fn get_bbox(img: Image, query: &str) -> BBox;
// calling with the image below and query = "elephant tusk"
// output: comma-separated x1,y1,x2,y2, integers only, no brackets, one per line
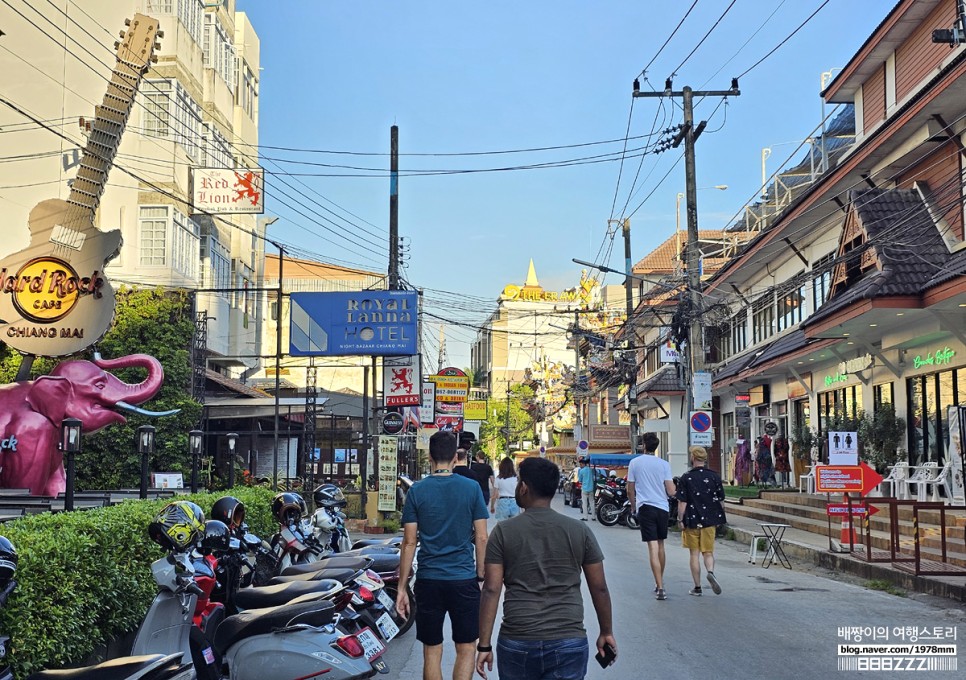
116,401,181,417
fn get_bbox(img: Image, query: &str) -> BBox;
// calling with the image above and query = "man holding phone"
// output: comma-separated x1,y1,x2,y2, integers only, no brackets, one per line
476,457,617,679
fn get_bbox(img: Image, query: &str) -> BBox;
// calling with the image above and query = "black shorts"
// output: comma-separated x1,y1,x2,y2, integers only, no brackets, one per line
638,504,669,542
413,578,480,645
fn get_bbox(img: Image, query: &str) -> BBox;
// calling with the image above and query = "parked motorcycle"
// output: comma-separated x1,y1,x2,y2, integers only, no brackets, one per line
595,479,630,526
0,535,193,680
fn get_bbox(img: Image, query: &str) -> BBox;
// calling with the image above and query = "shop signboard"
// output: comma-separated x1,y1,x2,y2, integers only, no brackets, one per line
692,372,712,409
588,424,630,447
428,367,469,403
376,436,398,511
289,290,417,356
420,383,436,423
383,355,420,406
814,462,883,496
464,400,488,421
192,168,265,214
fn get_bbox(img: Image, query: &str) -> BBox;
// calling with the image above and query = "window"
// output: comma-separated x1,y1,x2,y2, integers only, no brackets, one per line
239,60,258,120
204,14,237,91
147,0,203,46
776,277,806,331
731,309,748,355
139,207,167,265
139,205,199,277
812,253,834,312
200,234,230,290
752,294,774,344
873,382,894,410
142,79,202,161
202,122,233,168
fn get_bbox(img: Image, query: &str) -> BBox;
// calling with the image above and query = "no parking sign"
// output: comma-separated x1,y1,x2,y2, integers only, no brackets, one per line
689,410,713,446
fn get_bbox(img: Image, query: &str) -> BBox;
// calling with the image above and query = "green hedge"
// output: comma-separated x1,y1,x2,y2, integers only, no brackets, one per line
0,487,277,678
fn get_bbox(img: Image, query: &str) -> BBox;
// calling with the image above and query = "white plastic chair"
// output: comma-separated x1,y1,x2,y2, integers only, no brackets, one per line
921,462,954,503
878,464,908,499
798,467,815,494
905,462,938,501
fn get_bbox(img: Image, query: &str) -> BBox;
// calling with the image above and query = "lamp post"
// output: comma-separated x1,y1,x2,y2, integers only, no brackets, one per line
226,432,238,489
137,425,156,499
61,418,81,511
189,429,204,493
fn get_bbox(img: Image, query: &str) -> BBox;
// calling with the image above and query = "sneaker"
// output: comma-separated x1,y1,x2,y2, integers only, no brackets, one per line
591,516,597,521
655,588,667,600
689,586,703,596
707,572,721,595
581,517,588,521
653,585,659,594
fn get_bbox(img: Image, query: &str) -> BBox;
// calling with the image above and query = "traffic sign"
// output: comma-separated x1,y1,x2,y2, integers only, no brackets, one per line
689,411,712,433
826,503,880,517
814,462,884,496
576,440,589,454
690,431,713,446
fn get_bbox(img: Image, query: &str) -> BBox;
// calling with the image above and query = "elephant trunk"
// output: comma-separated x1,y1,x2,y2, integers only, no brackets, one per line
93,352,165,404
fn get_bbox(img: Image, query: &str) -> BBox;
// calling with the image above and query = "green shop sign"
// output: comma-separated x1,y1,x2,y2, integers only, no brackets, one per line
913,346,956,369
824,373,847,387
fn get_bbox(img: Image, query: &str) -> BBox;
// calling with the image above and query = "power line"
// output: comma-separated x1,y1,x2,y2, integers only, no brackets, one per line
636,0,700,78
669,0,738,78
736,0,832,80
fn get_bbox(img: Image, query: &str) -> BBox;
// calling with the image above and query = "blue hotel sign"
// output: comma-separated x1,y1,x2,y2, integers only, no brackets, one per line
289,290,418,357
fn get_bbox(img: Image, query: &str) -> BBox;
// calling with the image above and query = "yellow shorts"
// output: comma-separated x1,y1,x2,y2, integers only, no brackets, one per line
682,526,717,552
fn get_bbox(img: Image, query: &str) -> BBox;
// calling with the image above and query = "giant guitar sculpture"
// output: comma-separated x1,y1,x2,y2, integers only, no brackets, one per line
0,14,162,357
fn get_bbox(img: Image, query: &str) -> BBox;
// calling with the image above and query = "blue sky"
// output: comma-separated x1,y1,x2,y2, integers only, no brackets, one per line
238,0,887,368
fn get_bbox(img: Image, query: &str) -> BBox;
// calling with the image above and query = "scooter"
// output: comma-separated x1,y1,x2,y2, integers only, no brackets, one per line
595,480,630,526
0,542,191,680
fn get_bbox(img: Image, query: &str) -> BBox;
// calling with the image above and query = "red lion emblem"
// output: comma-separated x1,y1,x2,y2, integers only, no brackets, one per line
233,171,261,207
391,368,413,394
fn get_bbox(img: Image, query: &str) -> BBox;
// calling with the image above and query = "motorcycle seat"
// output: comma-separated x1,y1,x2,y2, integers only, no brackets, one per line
214,599,336,656
340,545,400,557
234,579,343,610
356,553,399,574
279,556,371,576
350,536,402,550
26,653,183,680
268,567,361,586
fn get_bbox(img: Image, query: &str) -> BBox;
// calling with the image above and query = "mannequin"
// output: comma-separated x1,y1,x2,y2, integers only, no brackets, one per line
734,437,751,486
773,436,791,488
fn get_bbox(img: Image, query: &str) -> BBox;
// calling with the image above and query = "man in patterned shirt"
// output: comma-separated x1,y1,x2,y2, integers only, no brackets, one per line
675,446,727,596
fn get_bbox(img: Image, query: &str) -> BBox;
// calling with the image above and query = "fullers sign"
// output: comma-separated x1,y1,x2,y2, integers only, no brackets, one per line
289,291,417,356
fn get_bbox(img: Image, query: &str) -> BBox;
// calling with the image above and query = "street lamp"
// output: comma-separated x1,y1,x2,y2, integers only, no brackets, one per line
189,429,204,493
61,418,82,511
226,433,239,489
137,425,156,499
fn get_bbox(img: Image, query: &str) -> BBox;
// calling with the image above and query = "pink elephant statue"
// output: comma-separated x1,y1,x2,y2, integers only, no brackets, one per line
0,353,178,496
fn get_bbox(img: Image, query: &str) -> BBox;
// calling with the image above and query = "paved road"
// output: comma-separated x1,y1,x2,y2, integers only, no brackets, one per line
382,494,965,679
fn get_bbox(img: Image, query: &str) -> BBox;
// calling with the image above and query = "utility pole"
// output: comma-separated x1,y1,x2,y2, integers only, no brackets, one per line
621,218,639,452
573,310,582,442
633,79,740,458
505,385,511,458
388,125,399,290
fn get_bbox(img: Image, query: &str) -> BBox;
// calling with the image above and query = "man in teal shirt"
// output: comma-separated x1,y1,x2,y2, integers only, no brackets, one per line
397,431,489,680
577,457,596,521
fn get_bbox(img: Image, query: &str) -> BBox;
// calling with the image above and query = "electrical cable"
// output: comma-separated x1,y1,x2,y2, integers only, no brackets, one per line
636,0,700,79
668,0,738,78
735,0,832,80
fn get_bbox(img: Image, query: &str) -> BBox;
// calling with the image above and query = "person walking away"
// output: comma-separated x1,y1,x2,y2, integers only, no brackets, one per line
471,450,495,507
397,431,489,680
626,432,675,600
453,446,475,480
576,457,595,520
675,446,727,596
491,457,520,521
476,457,617,680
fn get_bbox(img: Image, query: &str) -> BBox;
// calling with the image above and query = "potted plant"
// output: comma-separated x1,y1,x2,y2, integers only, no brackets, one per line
858,404,906,474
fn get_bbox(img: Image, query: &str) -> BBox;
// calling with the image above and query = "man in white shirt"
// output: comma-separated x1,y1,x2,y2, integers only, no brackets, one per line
626,432,675,601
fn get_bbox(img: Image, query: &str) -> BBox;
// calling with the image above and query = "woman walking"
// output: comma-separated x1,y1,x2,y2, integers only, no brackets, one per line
491,457,520,521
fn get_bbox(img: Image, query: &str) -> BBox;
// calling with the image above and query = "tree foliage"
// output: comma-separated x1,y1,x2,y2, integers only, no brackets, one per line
480,383,535,457
0,287,202,490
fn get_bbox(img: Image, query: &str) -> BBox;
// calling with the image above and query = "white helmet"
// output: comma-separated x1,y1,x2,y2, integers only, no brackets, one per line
312,508,338,532
609,470,618,478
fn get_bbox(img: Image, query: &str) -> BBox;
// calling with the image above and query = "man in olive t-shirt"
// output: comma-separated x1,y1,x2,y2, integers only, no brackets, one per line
476,457,617,680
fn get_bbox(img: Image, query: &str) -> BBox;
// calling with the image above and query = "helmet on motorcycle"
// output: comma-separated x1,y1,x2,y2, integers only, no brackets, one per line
200,520,231,554
148,501,206,553
211,496,246,530
272,492,307,525
608,470,617,478
312,483,347,509
311,508,338,532
0,536,17,586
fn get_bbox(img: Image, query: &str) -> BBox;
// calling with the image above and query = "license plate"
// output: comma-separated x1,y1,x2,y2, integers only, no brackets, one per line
377,588,394,611
355,627,385,661
375,612,399,642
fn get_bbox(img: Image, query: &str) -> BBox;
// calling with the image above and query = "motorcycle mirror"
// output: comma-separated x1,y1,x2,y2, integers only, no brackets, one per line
243,534,261,549
228,537,241,550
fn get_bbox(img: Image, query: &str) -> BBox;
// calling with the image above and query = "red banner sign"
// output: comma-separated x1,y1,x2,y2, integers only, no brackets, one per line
825,503,880,517
814,462,883,496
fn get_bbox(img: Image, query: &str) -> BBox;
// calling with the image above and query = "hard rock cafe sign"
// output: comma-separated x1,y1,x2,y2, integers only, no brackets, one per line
0,14,162,357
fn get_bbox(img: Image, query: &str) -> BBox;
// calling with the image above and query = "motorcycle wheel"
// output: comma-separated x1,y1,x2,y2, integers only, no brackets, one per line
625,508,639,530
382,582,416,637
596,502,620,526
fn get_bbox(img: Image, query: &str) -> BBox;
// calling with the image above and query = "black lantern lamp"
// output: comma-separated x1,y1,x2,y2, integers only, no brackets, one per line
61,418,82,511
226,432,238,489
138,425,156,499
189,429,204,493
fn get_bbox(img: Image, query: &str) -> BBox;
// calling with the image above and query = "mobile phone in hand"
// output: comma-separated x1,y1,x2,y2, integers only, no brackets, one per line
595,642,616,668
